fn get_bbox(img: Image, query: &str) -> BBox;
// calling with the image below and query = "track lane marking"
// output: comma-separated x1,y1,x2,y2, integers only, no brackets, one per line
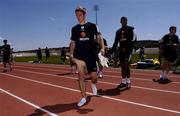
0,88,58,116
1,73,180,114
13,69,180,94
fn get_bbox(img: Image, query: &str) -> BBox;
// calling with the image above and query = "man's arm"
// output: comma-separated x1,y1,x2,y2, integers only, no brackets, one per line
70,27,77,58
70,40,76,58
158,37,165,63
97,33,105,55
111,32,119,53
131,29,137,53
132,29,137,42
93,24,105,55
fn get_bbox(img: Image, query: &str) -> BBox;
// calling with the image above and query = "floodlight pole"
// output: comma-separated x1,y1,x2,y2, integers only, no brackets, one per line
94,5,99,25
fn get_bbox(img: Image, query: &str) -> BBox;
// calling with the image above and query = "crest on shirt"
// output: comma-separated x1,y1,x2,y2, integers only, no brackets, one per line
79,25,89,41
120,31,126,41
81,32,86,38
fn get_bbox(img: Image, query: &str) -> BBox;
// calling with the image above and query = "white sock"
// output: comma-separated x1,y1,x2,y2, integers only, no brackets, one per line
91,84,97,95
164,72,168,79
126,78,131,84
91,83,96,88
160,71,165,79
122,79,127,84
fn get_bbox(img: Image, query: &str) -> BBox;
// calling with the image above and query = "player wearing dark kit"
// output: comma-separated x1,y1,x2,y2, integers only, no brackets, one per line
37,48,42,63
61,47,66,64
111,17,137,90
139,46,145,61
70,6,105,107
159,26,179,81
45,47,50,63
1,40,12,72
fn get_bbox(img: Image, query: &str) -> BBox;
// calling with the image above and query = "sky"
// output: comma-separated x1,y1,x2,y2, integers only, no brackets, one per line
0,0,180,51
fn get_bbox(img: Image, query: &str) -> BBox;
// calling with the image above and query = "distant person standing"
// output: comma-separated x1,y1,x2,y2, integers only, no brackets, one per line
1,40,12,72
37,48,42,63
61,47,66,64
159,26,179,81
139,46,145,61
111,17,137,90
45,47,50,63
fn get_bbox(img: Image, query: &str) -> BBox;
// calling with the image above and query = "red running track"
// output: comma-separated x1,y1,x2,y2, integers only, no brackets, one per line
0,63,180,116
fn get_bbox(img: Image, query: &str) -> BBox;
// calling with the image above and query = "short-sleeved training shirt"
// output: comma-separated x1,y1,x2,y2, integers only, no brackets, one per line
71,22,98,59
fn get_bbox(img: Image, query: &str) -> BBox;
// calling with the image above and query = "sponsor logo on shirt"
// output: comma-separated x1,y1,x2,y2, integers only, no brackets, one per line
120,38,127,41
80,37,90,41
120,31,127,41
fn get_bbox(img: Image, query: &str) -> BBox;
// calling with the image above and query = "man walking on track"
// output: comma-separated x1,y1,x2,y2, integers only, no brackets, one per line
0,40,12,72
70,6,105,107
159,26,179,82
111,17,137,90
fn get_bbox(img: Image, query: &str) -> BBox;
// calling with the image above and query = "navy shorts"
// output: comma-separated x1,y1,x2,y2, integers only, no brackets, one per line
74,53,97,73
162,50,177,62
3,54,10,63
119,49,132,63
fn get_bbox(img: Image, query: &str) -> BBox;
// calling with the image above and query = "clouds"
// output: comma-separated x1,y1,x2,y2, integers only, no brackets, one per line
147,33,153,37
0,36,5,40
145,33,159,40
48,16,56,22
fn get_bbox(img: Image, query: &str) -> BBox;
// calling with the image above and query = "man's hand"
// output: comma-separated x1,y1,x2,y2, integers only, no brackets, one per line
100,48,105,56
70,54,74,58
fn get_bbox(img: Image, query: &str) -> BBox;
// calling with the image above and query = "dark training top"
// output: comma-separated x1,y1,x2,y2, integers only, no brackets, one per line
45,49,50,57
161,34,179,52
37,49,42,58
112,26,135,52
160,34,179,62
71,22,99,59
2,44,11,56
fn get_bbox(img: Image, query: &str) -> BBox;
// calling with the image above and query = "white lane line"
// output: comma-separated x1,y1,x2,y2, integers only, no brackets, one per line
14,64,179,78
1,73,180,114
0,90,3,94
0,89,10,93
13,69,180,94
15,65,154,82
14,65,180,84
99,81,180,94
0,88,58,116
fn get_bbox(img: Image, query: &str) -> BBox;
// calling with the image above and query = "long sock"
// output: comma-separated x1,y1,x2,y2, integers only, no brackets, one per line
126,78,131,84
91,83,96,88
122,78,127,84
164,72,168,79
91,83,97,95
160,71,165,79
